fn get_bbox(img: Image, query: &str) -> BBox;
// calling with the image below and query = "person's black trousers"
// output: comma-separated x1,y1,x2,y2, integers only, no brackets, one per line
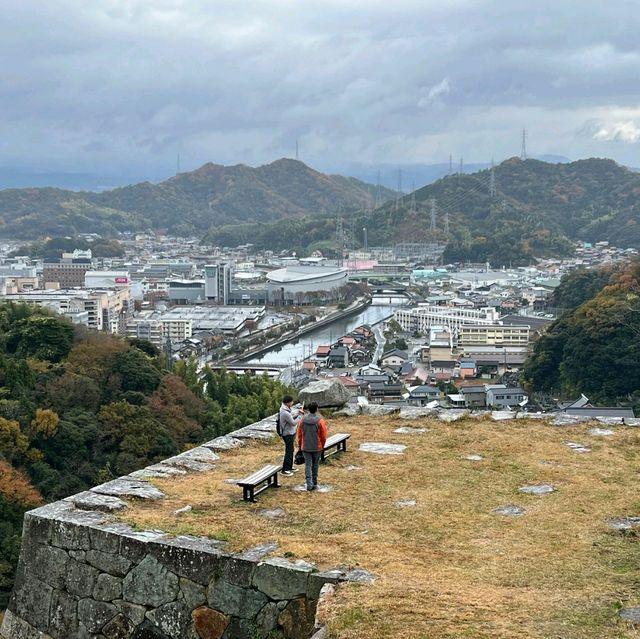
282,434,295,471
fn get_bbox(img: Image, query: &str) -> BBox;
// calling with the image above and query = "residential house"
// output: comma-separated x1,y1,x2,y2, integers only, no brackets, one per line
327,346,349,367
359,363,382,376
408,384,440,406
338,335,357,349
461,385,487,408
315,345,331,362
458,359,477,379
381,349,408,366
369,381,404,403
447,393,466,408
485,385,528,408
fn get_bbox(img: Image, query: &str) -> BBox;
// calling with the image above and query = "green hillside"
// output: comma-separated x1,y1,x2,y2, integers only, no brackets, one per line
0,159,394,239
523,259,640,406
207,157,640,264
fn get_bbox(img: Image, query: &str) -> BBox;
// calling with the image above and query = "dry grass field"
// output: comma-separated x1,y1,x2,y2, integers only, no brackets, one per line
124,414,640,639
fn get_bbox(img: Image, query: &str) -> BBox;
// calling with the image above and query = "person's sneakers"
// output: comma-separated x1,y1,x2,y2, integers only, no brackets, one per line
291,467,300,473
282,470,294,476
307,485,317,491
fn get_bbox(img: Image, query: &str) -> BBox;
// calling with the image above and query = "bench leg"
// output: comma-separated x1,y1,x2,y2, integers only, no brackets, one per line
272,473,280,488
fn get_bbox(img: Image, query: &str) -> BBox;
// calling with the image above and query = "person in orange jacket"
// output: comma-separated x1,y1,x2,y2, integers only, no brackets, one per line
297,401,328,491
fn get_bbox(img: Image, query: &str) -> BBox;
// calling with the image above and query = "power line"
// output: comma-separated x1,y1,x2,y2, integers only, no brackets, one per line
430,198,437,232
489,159,496,197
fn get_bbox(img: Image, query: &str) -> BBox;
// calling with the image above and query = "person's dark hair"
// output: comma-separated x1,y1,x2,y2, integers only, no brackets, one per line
282,394,294,404
308,402,319,414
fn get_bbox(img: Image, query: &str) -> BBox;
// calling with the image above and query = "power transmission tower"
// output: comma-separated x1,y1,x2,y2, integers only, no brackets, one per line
176,153,181,175
449,154,453,174
520,129,527,160
349,217,357,249
430,198,437,233
395,168,403,213
409,182,417,214
444,210,450,235
459,157,464,175
489,160,496,197
295,139,299,161
335,217,344,266
375,169,382,208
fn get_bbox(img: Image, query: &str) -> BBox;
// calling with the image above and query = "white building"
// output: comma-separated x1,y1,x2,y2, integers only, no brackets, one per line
395,306,500,333
3,287,131,333
266,266,348,303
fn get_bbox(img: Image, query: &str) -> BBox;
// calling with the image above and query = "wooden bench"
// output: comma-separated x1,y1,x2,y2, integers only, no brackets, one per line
321,433,351,461
238,464,281,502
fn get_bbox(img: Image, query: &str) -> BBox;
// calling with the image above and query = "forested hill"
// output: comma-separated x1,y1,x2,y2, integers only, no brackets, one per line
205,157,640,265
0,302,293,606
523,260,640,407
0,159,395,239
371,157,640,265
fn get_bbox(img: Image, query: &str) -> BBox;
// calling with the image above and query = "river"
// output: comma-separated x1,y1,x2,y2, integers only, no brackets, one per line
247,295,408,365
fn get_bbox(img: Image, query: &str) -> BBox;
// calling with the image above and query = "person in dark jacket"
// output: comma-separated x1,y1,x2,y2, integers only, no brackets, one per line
279,395,303,476
296,401,328,491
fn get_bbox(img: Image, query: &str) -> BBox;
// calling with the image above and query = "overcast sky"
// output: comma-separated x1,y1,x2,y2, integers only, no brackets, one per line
2,0,640,182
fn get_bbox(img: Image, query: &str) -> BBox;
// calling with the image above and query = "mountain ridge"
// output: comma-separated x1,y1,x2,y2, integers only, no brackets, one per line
0,159,395,239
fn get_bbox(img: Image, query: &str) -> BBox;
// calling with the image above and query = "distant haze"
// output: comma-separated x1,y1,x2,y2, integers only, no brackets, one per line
1,1,639,188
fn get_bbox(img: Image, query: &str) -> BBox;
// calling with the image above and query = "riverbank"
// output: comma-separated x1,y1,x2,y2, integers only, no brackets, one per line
232,296,372,364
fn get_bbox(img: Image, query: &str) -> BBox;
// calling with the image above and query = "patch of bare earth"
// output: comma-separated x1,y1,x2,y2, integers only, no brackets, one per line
123,415,640,638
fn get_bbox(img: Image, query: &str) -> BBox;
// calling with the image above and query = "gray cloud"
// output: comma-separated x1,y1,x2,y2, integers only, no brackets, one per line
1,0,640,183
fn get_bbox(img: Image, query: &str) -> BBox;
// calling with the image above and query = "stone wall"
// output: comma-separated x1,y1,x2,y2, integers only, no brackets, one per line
0,416,357,639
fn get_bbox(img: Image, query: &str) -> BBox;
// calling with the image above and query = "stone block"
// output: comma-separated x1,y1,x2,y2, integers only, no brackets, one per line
86,550,133,577
102,613,135,639
0,609,54,639
70,491,128,513
307,570,345,600
192,607,228,639
180,577,207,609
35,545,69,590
94,574,123,602
122,554,180,607
252,558,313,600
221,556,256,588
221,617,255,639
202,436,244,451
12,577,53,633
114,600,147,627
278,598,316,639
51,519,92,551
89,525,127,555
48,589,79,639
148,536,225,585
360,404,400,417
119,529,167,564
207,580,268,619
130,620,172,638
22,512,54,545
77,598,118,634
146,601,193,638
91,478,165,500
66,559,100,598
255,602,279,635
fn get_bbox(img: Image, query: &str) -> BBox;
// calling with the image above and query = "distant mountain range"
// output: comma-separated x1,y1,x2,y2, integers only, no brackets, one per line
0,159,396,239
206,157,640,265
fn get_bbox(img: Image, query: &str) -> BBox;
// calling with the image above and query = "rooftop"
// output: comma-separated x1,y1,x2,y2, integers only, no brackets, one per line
123,412,640,639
